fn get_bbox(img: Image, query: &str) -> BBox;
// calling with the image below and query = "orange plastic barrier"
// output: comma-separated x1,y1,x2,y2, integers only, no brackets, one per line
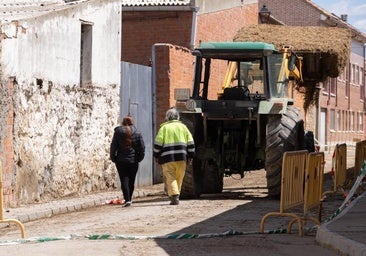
304,152,325,213
260,151,325,236
260,150,308,236
0,162,25,238
323,143,347,197
354,140,366,180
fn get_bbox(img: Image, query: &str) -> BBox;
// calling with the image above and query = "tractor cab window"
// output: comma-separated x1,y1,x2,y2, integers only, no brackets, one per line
219,59,265,100
239,60,264,95
267,54,289,98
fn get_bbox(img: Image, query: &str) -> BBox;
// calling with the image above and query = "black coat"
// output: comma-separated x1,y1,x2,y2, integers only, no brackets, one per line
110,125,145,163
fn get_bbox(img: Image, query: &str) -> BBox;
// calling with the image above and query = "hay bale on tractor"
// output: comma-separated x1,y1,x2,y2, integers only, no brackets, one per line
234,24,351,109
234,24,351,81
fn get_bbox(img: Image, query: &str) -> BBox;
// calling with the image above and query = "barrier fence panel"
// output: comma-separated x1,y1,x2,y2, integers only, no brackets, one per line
323,143,347,197
354,140,366,181
280,150,308,212
0,162,25,238
260,150,308,236
335,143,347,189
304,152,325,211
303,152,325,224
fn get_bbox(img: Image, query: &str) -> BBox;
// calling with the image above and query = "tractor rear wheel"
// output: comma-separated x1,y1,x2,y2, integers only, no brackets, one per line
179,113,203,199
180,160,201,199
265,106,305,198
202,159,223,194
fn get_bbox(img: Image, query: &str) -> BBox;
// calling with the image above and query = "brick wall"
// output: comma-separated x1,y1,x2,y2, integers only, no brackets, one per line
154,44,194,126
122,11,193,66
260,0,324,26
196,4,258,44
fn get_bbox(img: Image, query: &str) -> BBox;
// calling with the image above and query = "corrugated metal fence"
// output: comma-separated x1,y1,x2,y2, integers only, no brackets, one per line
121,61,153,187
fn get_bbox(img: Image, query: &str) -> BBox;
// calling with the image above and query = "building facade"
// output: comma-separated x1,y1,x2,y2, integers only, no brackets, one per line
0,0,121,206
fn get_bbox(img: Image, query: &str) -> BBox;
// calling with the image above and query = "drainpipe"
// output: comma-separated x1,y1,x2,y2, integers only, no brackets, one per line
190,7,199,50
190,2,199,50
151,44,159,183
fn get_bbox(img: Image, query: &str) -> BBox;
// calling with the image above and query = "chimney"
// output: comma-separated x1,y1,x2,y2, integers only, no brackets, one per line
340,14,348,22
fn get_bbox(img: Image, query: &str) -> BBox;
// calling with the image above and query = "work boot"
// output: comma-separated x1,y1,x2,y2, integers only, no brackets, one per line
170,195,179,205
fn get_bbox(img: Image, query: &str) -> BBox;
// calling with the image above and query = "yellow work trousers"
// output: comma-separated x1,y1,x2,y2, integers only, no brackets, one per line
162,161,186,197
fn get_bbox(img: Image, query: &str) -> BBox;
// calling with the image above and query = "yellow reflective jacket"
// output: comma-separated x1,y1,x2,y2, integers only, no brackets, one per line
153,120,195,164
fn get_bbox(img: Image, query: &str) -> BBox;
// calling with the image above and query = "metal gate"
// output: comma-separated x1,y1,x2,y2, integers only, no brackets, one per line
121,62,153,187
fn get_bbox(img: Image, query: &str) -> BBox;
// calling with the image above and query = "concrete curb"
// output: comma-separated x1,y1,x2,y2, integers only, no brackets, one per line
3,185,165,225
316,192,366,256
317,227,366,256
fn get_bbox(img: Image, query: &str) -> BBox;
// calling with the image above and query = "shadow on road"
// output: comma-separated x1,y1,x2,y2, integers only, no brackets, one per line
141,174,344,256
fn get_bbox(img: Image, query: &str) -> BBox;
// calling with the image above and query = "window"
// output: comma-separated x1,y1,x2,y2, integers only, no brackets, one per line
359,112,363,131
338,67,345,81
350,111,354,131
323,79,329,93
330,78,336,95
337,110,341,131
80,21,93,86
323,77,337,94
351,64,356,84
344,63,350,97
330,109,335,130
360,67,364,87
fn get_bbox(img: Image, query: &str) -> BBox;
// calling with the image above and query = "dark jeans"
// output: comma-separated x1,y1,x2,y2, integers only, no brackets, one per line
115,161,139,202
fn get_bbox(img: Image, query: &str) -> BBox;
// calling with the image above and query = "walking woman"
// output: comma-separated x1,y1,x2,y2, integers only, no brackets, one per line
110,116,145,207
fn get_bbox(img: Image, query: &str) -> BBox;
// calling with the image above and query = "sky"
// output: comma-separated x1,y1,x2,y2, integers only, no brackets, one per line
312,0,366,34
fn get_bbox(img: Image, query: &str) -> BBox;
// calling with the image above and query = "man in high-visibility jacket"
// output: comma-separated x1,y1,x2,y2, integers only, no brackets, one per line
153,108,195,205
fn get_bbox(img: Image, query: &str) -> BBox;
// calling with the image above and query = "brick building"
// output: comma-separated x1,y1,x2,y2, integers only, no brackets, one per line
122,0,258,125
258,0,366,150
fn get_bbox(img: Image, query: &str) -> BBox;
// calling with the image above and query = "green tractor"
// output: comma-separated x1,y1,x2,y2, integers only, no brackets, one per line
176,41,314,199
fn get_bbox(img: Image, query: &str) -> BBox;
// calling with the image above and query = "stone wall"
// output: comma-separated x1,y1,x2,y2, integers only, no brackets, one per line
10,80,119,205
0,0,121,206
0,78,16,205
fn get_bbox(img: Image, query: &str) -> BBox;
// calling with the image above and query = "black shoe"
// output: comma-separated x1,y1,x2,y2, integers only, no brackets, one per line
123,201,132,207
170,195,179,205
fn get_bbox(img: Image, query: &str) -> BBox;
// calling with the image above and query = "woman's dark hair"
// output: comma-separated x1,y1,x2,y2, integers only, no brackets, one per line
122,116,134,148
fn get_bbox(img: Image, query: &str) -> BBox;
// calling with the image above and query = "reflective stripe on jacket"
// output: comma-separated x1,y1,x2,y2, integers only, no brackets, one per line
153,120,195,165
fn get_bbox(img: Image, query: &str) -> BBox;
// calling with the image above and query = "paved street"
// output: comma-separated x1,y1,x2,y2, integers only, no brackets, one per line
0,145,361,256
